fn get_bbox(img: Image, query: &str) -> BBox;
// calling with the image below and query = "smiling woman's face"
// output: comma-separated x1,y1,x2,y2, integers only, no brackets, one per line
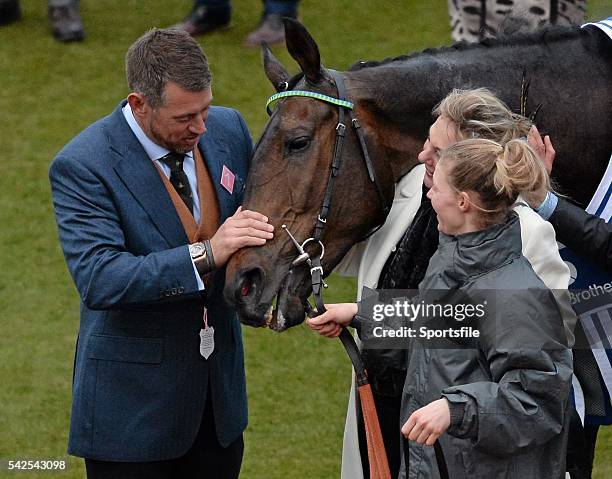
426,161,466,235
418,116,459,188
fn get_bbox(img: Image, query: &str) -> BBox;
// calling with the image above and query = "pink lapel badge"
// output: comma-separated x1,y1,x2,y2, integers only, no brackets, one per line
220,165,235,194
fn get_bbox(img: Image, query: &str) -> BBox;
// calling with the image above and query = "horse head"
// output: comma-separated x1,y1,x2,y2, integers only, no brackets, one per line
224,19,400,331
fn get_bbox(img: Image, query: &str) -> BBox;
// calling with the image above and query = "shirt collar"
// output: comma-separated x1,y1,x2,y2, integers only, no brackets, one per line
122,102,194,161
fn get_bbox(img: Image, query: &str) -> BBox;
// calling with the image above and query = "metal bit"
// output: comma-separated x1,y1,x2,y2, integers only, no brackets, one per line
281,225,312,267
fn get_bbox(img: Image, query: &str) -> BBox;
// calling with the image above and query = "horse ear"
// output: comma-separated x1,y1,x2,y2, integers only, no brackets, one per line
283,18,322,84
262,43,290,92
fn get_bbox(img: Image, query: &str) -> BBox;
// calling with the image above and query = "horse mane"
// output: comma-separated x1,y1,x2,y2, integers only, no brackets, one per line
348,25,583,71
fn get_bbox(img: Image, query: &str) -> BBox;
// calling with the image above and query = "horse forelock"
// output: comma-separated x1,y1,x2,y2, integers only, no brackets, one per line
286,71,305,90
254,71,319,153
284,68,340,95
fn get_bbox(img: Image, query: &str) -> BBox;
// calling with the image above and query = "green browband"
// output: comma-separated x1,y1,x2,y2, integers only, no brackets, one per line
266,90,354,115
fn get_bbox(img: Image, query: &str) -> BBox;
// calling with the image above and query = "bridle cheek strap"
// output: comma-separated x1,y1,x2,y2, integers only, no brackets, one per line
313,70,390,243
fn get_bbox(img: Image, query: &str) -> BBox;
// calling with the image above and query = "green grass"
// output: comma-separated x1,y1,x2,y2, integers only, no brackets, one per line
1,0,610,477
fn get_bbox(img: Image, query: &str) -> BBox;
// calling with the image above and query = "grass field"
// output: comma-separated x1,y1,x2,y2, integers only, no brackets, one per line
1,0,610,477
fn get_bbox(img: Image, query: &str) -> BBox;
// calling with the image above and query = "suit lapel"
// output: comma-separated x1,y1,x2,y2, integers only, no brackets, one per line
198,129,235,223
106,104,188,247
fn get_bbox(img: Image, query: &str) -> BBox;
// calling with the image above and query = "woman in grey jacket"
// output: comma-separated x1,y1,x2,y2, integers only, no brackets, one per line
309,138,573,478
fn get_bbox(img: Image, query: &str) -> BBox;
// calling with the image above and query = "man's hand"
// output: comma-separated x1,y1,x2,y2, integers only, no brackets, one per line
527,125,555,175
525,125,556,208
306,303,358,338
209,207,274,267
401,398,451,446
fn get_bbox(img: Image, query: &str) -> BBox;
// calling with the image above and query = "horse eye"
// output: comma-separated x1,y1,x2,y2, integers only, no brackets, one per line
288,136,311,152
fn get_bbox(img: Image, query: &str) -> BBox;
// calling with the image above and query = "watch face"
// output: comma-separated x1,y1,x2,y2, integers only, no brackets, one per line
190,243,205,258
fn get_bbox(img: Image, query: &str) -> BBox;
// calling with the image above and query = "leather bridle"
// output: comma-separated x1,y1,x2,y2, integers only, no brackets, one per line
265,69,390,323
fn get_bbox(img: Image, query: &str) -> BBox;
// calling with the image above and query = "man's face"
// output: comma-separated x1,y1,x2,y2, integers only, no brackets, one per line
138,82,213,154
418,116,459,188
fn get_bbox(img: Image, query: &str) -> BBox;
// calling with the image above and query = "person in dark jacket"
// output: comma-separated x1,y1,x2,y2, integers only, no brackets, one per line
335,87,575,479
526,127,611,271
527,127,611,478
542,196,611,269
309,138,573,478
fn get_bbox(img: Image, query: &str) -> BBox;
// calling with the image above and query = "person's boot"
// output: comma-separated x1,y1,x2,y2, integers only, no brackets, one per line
0,0,21,26
244,12,296,47
48,3,85,42
171,6,231,37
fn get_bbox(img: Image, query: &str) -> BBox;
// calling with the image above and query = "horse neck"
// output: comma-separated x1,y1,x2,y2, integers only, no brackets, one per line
345,67,436,183
343,28,611,203
344,57,482,182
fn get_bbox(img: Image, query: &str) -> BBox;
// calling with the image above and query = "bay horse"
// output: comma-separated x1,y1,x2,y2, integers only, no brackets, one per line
225,18,612,331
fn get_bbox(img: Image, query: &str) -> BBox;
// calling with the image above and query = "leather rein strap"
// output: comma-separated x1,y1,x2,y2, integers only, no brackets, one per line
267,71,448,479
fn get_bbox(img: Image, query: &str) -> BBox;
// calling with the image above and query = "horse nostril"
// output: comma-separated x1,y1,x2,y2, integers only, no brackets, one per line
236,267,263,303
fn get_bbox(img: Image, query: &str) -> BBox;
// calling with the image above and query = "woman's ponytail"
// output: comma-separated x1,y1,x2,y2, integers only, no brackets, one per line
494,139,549,201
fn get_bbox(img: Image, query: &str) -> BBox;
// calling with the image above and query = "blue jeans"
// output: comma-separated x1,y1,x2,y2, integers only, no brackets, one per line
194,0,298,16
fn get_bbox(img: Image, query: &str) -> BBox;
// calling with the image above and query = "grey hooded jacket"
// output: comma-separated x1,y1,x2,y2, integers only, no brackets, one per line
357,215,573,478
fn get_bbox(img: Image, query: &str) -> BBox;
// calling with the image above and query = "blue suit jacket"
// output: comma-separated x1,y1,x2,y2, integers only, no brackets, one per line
49,102,252,461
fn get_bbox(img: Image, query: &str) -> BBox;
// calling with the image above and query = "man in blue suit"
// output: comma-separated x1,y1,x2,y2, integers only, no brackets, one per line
49,28,274,478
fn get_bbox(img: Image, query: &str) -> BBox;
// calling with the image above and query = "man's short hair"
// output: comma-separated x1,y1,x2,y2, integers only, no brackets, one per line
126,28,212,108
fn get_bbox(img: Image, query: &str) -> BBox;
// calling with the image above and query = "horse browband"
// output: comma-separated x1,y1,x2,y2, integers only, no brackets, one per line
266,90,354,115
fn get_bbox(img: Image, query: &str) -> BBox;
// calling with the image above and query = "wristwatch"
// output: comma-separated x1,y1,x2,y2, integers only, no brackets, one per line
189,241,215,275
189,242,206,260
